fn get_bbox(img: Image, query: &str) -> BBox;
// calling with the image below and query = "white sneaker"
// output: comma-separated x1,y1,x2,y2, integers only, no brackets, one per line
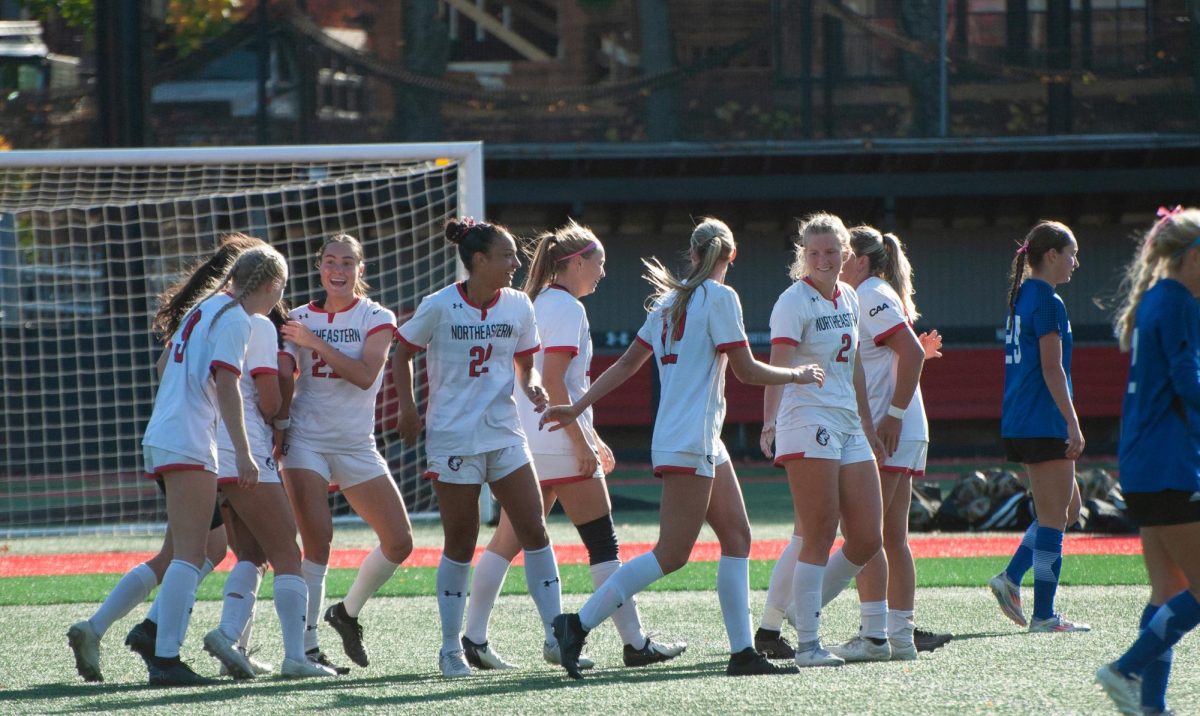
439,648,472,678
888,638,918,661
203,628,256,679
67,620,103,682
281,656,338,678
219,646,273,676
461,637,517,670
793,640,845,668
543,641,595,670
828,636,891,662
1095,663,1142,716
988,572,1027,627
1029,614,1091,633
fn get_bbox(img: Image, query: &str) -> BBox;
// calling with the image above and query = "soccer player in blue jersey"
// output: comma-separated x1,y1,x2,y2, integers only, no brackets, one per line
1096,207,1200,716
989,221,1090,633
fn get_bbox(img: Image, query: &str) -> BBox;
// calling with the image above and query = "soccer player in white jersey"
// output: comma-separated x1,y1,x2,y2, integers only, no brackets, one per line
137,245,286,686
67,236,264,683
392,218,562,679
756,212,884,669
461,221,685,672
818,225,950,661
276,234,414,674
542,218,824,680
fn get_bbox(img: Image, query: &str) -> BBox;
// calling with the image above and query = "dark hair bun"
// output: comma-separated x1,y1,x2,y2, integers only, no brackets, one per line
445,220,469,245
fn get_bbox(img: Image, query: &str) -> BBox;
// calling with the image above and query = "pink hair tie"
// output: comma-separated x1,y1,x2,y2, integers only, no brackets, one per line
460,217,477,228
557,240,599,263
1157,205,1184,220
1016,241,1030,255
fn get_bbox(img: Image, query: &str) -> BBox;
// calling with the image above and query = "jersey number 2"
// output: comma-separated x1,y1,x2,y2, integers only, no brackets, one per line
835,333,851,363
1004,315,1022,365
469,344,493,377
311,350,341,379
173,309,203,363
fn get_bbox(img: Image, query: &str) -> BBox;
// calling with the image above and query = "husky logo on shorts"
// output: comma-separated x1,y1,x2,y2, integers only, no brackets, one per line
816,427,830,446
448,456,463,471
706,454,715,464
281,444,290,456
265,456,276,470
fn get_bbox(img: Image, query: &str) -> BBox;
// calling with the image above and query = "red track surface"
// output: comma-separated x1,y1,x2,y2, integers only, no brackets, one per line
0,534,1141,577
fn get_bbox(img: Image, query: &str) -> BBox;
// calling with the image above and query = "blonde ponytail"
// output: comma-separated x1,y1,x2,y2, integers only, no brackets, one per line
643,217,736,346
521,219,601,298
1114,208,1200,351
848,225,918,320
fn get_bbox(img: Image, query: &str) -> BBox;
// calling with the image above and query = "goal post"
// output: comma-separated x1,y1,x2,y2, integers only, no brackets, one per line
0,142,482,536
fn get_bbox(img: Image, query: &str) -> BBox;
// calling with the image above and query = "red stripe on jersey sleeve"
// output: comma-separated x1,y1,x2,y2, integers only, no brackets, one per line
543,346,580,356
716,339,750,353
873,322,907,346
250,367,279,377
771,337,800,346
396,332,425,353
634,335,653,350
367,323,398,339
514,344,541,358
210,361,241,377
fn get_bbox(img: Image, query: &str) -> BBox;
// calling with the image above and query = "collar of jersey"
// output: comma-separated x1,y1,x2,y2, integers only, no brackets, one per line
307,297,360,314
802,276,842,305
457,281,502,318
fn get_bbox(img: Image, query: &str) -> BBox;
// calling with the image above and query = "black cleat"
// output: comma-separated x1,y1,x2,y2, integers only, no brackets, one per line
551,613,588,680
726,646,799,676
623,637,687,667
324,602,369,667
754,628,796,660
913,628,952,653
147,655,220,686
306,648,351,675
125,619,157,666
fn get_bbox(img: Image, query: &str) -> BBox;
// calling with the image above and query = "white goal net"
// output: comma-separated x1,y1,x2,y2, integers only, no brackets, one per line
0,143,482,536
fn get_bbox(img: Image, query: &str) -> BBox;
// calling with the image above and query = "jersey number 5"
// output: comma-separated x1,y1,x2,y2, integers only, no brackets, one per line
469,344,493,377
173,309,203,363
1004,315,1022,365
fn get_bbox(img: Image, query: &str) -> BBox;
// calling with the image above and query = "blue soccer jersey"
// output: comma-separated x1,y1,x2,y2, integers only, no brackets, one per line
1118,279,1200,494
1001,278,1073,438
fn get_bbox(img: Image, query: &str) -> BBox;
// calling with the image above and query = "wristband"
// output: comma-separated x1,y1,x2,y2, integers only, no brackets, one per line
272,417,292,430
886,405,906,420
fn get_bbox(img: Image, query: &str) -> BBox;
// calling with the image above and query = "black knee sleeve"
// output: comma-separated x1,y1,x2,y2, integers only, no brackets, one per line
575,514,619,565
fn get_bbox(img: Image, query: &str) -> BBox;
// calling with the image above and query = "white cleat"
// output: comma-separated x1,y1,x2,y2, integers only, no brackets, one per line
544,640,595,670
988,572,1028,627
887,638,918,661
1095,663,1142,716
793,639,845,668
828,636,892,662
439,648,472,678
203,628,256,679
220,646,273,676
67,620,103,682
461,637,517,670
281,656,338,678
1029,614,1091,633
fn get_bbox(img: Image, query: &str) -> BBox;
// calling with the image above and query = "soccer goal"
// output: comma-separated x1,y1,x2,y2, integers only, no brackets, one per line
0,142,483,536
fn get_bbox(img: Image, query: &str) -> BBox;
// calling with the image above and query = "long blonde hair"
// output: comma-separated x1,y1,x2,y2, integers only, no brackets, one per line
642,217,736,345
521,219,601,298
317,234,370,298
789,212,851,281
208,245,289,329
848,225,919,320
1114,208,1200,351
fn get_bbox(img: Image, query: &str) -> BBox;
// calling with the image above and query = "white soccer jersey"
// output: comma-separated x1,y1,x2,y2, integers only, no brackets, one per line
770,278,862,434
518,285,596,456
217,314,280,457
397,283,541,456
635,279,749,456
142,293,252,467
283,297,397,453
856,277,929,441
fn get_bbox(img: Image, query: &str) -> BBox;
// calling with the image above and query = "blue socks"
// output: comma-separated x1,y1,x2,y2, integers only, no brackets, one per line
1116,590,1200,680
1004,520,1039,585
1137,603,1172,713
1031,526,1063,620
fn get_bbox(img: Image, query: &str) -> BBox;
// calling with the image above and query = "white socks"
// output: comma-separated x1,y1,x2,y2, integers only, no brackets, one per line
344,546,400,618
301,559,327,651
146,557,213,626
579,552,663,632
218,560,261,642
90,562,156,636
464,550,510,644
792,561,825,644
523,545,562,644
761,535,803,631
591,560,646,647
821,549,864,607
154,560,200,658
716,555,753,653
860,600,888,640
888,609,915,645
273,574,309,662
436,556,471,653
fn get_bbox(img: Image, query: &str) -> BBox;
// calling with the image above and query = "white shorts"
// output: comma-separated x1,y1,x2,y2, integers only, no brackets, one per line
774,425,874,466
217,448,282,485
533,452,604,486
424,443,534,485
143,446,216,479
282,442,390,490
651,440,731,479
879,439,928,476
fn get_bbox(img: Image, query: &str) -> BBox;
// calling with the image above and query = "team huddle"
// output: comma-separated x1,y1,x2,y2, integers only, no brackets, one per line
61,209,1200,713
